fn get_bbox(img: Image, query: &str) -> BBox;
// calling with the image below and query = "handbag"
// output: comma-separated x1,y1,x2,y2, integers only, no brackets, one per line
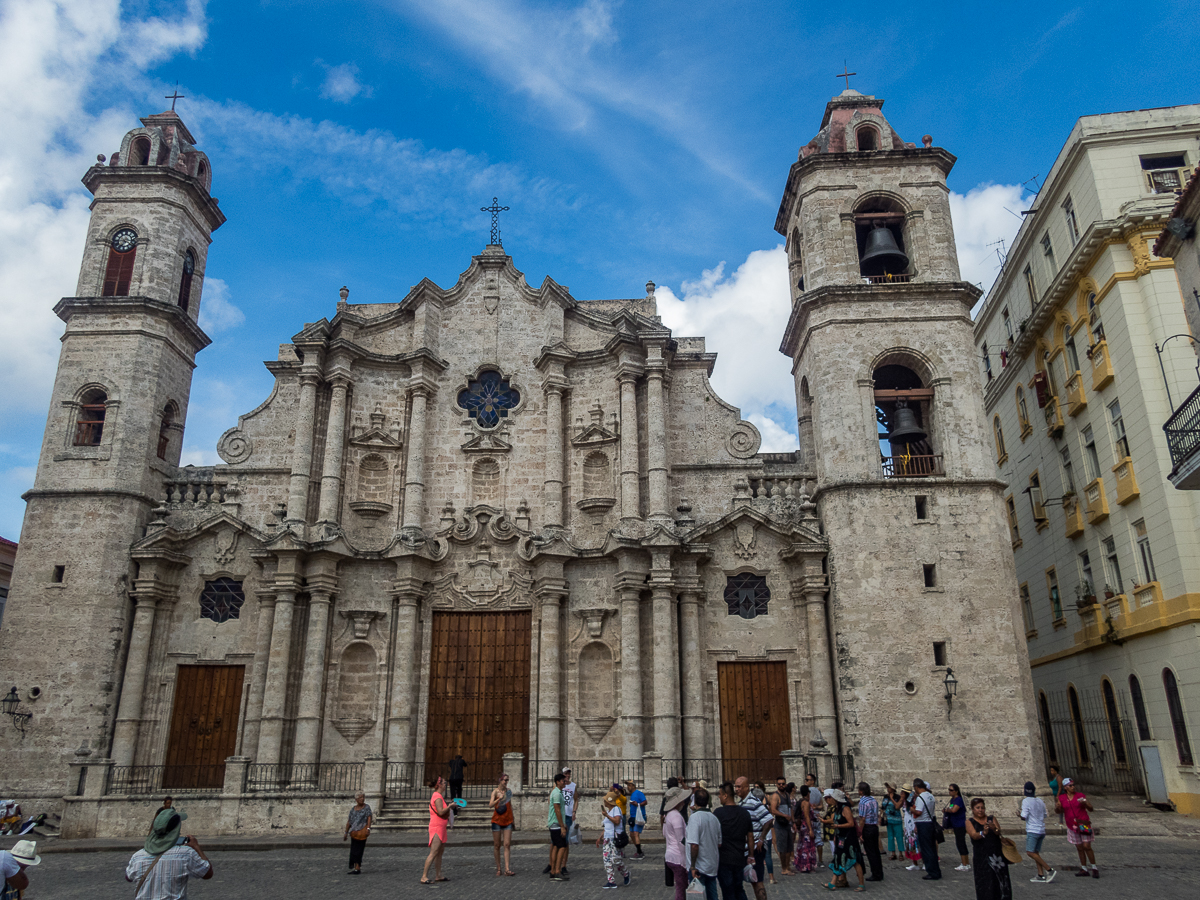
1076,820,1094,839
568,822,582,845
615,830,630,849
350,825,370,841
1000,836,1021,865
686,876,705,895
923,794,945,844
743,862,758,883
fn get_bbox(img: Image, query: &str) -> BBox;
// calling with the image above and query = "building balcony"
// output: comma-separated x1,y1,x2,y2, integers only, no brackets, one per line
881,454,944,478
1085,476,1109,524
1089,339,1114,391
1043,397,1065,438
1113,457,1139,505
1132,581,1163,608
1164,383,1200,490
1063,496,1085,539
863,273,913,284
1065,371,1087,416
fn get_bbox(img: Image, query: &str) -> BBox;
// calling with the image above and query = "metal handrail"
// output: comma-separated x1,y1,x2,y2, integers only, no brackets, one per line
1164,382,1200,473
881,454,944,478
244,762,363,793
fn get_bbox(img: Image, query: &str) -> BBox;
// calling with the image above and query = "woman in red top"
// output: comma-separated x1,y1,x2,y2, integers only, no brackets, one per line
489,773,516,877
1055,778,1098,878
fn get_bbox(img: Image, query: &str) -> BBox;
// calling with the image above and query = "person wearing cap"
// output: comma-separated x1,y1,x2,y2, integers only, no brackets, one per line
662,786,692,900
1055,778,1098,878
1,839,39,896
125,808,213,900
1019,781,1055,883
626,779,647,859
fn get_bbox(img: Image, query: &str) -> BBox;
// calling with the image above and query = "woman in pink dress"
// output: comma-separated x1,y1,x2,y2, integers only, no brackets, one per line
421,776,451,884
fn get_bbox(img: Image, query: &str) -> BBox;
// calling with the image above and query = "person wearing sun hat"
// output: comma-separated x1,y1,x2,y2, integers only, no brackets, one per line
1,839,39,897
125,807,213,899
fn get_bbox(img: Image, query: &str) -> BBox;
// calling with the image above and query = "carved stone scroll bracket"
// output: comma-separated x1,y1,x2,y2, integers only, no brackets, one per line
338,609,384,640
576,716,617,743
572,607,613,641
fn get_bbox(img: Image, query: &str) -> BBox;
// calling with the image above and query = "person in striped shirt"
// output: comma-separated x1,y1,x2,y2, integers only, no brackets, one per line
735,777,773,900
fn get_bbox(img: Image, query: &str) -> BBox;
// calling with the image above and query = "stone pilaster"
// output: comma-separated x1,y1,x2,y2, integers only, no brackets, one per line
805,587,838,746
401,384,430,534
617,580,644,758
618,370,642,523
645,348,670,520
650,578,680,761
293,584,335,765
543,383,566,527
255,585,297,764
678,582,706,761
385,580,423,761
239,590,276,757
316,374,350,524
536,581,567,761
286,373,321,526
110,586,167,769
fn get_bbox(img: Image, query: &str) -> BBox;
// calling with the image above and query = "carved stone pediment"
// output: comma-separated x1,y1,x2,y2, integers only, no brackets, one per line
349,404,403,449
571,399,619,447
461,430,513,454
426,565,534,609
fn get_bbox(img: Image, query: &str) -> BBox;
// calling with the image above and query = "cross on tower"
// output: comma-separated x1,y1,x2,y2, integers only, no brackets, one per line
165,86,185,111
480,197,510,246
835,62,856,90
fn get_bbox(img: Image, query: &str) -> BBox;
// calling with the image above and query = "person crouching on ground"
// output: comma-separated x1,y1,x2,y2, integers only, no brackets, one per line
597,790,632,888
126,809,213,900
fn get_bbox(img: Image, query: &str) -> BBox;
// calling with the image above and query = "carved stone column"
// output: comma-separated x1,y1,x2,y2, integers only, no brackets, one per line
536,583,566,760
677,584,705,762
110,589,163,769
317,375,350,524
255,587,297,764
650,581,680,761
618,371,641,522
401,385,430,534
239,590,277,757
645,354,669,520
385,581,423,761
293,586,334,765
543,383,566,527
287,373,321,525
806,589,838,745
618,581,644,758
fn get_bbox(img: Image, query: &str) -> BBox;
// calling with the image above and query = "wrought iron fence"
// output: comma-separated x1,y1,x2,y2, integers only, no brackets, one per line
1039,689,1142,795
244,762,363,793
107,765,225,795
528,759,644,791
658,757,857,788
881,454,944,478
383,761,508,800
1164,383,1200,476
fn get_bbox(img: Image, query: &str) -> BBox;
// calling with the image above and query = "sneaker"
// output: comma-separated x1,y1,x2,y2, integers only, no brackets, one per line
1030,875,1046,883
623,872,631,886
1075,868,1090,877
544,865,553,874
954,864,971,872
559,873,571,881
603,882,618,890
562,868,570,875
905,864,920,871
550,873,562,881
1091,869,1099,879
1044,869,1057,883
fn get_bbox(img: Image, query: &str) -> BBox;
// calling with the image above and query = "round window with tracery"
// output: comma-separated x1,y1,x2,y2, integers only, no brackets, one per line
457,370,520,429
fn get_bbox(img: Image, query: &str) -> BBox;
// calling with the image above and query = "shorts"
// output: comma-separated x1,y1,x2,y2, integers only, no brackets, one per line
492,823,514,832
629,822,644,833
1025,833,1045,854
564,815,574,830
549,828,568,848
1066,826,1093,846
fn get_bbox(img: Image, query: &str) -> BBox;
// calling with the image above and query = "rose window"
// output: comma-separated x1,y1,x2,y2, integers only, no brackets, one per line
457,370,520,429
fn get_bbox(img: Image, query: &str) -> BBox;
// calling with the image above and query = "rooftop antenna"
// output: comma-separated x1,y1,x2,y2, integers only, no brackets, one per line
1022,174,1042,195
987,238,1007,270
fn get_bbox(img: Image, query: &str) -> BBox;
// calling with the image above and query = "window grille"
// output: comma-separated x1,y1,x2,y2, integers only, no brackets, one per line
199,578,246,624
724,573,770,620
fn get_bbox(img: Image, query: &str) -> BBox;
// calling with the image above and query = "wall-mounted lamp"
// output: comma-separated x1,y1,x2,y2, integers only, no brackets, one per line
942,668,958,705
2,686,32,736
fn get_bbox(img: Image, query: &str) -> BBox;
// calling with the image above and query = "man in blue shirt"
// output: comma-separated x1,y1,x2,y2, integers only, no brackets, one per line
856,782,883,882
625,780,648,859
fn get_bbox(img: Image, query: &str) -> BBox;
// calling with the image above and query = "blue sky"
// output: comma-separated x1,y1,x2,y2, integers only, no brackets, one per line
0,0,1196,541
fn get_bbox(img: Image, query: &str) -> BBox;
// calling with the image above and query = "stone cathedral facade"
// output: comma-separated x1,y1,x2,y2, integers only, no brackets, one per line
0,92,1040,835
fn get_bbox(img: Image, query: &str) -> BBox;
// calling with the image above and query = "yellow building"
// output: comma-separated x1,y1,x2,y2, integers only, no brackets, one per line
973,104,1200,815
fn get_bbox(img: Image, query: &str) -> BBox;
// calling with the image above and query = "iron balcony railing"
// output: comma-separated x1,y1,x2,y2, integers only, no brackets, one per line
107,765,225,795
863,273,913,284
1164,383,1200,476
243,762,363,793
881,454,944,478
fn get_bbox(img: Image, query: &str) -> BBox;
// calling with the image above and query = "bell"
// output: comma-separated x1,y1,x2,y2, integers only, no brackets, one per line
887,401,926,445
860,225,909,277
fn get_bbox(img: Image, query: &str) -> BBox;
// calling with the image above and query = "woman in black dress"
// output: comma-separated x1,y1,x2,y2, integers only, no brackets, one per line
964,797,1011,900
822,789,865,892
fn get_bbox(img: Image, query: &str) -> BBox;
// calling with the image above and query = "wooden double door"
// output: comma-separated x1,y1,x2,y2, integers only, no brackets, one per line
718,661,792,779
424,611,531,780
163,665,245,789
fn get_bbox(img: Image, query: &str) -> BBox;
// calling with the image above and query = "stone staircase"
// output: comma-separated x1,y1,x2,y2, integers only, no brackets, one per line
373,798,494,831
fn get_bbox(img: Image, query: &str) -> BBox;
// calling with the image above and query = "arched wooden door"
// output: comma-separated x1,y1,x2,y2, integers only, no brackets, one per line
163,665,244,788
717,661,792,781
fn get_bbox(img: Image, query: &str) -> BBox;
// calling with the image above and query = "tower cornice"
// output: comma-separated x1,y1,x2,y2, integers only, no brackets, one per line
54,295,213,355
82,165,226,232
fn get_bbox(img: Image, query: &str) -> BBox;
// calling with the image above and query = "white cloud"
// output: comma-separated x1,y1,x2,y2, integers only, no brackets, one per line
0,0,207,416
949,183,1025,300
179,447,220,467
657,246,797,446
318,61,372,103
747,413,797,453
197,277,244,333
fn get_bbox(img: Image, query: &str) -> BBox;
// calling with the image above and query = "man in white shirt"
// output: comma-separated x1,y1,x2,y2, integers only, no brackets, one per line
561,767,578,873
686,788,721,900
125,809,213,900
908,779,940,880
1,840,38,896
1020,781,1055,883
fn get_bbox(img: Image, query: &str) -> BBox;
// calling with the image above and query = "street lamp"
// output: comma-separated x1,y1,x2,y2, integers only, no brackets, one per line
943,668,958,705
2,686,32,736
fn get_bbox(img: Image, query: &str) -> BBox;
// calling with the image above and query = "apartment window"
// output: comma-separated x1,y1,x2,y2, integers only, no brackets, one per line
983,342,992,380
1041,231,1056,272
1068,684,1090,765
1141,153,1189,194
1109,399,1129,458
1047,568,1063,620
1061,446,1076,493
1082,426,1101,481
1134,519,1157,585
1042,351,1058,396
1130,674,1152,741
1079,550,1095,598
1087,292,1105,343
1024,264,1038,308
1063,195,1080,245
1019,583,1034,632
1101,678,1128,765
1039,692,1059,763
923,564,937,588
1003,308,1013,341
1017,387,1030,431
1065,336,1081,375
1102,536,1124,595
993,416,1006,461
1029,471,1048,523
1163,668,1195,766
1006,495,1021,544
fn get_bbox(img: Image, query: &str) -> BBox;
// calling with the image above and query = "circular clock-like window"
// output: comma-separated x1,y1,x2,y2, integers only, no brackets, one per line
111,228,138,253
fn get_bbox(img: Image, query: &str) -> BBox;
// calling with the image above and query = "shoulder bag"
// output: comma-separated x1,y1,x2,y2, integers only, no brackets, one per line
923,795,945,844
999,816,1022,866
135,852,166,895
350,824,370,841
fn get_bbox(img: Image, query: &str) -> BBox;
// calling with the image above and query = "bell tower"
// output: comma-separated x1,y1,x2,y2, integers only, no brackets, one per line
777,89,1039,793
0,110,224,791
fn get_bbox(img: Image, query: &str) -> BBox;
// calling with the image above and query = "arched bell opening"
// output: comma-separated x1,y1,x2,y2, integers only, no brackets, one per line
854,197,911,280
873,363,941,477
